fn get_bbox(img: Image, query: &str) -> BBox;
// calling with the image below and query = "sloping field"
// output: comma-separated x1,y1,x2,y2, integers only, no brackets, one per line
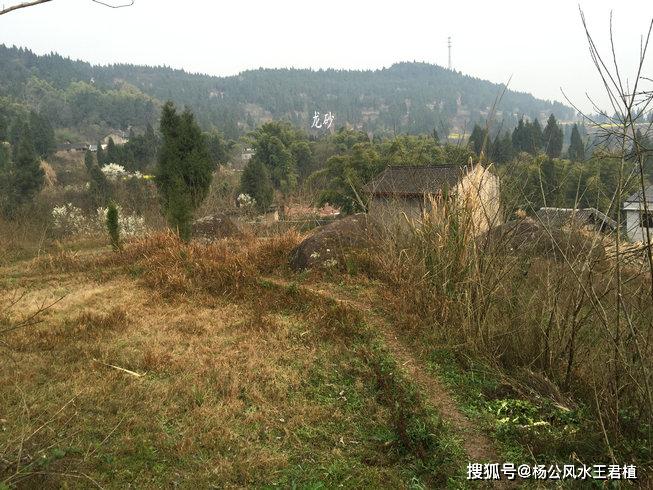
0,241,466,488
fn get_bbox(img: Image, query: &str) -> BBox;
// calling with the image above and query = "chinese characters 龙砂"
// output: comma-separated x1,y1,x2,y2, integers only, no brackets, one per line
311,111,335,129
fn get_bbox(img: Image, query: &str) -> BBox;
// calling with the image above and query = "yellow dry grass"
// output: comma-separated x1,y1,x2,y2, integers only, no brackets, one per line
0,233,460,488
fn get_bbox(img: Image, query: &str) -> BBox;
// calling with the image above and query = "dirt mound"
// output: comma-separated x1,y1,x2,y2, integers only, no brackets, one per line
480,217,606,262
290,214,379,271
192,214,241,241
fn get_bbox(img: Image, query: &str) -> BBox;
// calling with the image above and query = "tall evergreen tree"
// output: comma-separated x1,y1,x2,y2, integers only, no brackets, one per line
240,158,274,212
468,124,488,156
290,140,313,181
156,101,213,240
527,118,543,155
568,124,585,161
89,163,110,206
0,114,7,142
84,149,95,171
106,137,119,163
250,121,300,194
28,111,55,158
0,144,10,212
542,114,563,158
96,141,105,166
106,201,121,251
2,126,44,217
490,132,514,164
512,118,529,153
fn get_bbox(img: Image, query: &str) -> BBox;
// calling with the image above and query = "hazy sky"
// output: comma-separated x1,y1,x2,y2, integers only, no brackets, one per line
1,0,652,114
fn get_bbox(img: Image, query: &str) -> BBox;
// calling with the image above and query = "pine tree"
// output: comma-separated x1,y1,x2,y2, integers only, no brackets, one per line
28,111,55,158
491,132,514,164
89,163,110,206
96,141,105,166
137,123,158,168
542,114,563,158
156,101,213,241
240,158,274,212
568,124,585,161
106,137,119,163
512,118,528,153
0,144,10,212
468,124,487,156
527,119,543,155
2,126,44,217
250,121,298,194
106,201,121,251
84,149,95,171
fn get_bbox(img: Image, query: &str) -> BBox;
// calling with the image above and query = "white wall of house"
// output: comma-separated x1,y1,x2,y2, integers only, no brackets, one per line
623,202,653,242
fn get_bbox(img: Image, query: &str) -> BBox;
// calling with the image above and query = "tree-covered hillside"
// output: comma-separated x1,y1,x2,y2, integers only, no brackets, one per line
0,44,575,141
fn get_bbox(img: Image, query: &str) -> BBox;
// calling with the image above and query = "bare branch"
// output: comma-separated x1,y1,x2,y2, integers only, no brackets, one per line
0,0,52,16
0,0,134,16
91,0,134,8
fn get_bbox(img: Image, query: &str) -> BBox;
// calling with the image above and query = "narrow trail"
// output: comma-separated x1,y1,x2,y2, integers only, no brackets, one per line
263,277,502,467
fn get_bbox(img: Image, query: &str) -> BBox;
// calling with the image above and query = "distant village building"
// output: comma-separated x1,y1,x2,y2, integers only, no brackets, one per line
241,148,254,163
57,142,90,152
535,207,618,234
103,131,129,145
623,185,653,242
363,163,501,233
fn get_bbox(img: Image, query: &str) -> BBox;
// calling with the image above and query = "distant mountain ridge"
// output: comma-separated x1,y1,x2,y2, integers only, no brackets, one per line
0,44,575,140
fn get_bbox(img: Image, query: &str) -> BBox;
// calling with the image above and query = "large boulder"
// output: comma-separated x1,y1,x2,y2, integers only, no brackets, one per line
192,214,241,241
290,214,379,271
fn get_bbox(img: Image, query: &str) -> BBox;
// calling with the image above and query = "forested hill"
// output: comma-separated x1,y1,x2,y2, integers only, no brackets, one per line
0,44,575,140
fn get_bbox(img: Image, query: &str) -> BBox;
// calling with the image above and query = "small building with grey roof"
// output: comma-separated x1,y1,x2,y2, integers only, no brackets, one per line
623,185,653,242
362,163,501,232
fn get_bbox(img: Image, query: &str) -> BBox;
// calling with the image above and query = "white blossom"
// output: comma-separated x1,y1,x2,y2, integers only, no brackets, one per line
101,163,127,181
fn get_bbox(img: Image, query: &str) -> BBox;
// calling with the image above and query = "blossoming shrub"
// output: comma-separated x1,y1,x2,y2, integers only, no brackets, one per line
100,163,127,181
96,206,146,237
51,203,91,236
51,203,146,238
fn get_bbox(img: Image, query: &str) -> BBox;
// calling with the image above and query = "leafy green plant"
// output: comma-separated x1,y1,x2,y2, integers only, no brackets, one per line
106,201,121,251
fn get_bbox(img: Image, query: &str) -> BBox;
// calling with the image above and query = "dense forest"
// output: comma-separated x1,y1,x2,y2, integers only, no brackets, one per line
0,44,575,141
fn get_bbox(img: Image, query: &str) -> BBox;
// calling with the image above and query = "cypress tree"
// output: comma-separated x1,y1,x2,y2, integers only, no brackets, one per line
240,158,274,213
84,149,95,171
512,118,528,153
568,124,585,161
3,126,44,217
96,141,105,166
106,201,121,251
528,119,543,154
542,114,563,158
28,111,55,158
106,137,119,163
0,144,10,213
491,132,514,164
89,163,110,206
468,124,487,156
155,101,213,241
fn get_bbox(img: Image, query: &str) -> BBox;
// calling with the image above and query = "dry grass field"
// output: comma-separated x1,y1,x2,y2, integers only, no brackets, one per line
0,233,466,488
1,219,651,488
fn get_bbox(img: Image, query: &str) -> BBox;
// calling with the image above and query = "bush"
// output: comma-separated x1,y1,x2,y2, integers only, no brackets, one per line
106,202,121,251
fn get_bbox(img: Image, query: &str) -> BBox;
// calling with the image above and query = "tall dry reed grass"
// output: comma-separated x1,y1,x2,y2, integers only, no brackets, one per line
361,198,652,461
